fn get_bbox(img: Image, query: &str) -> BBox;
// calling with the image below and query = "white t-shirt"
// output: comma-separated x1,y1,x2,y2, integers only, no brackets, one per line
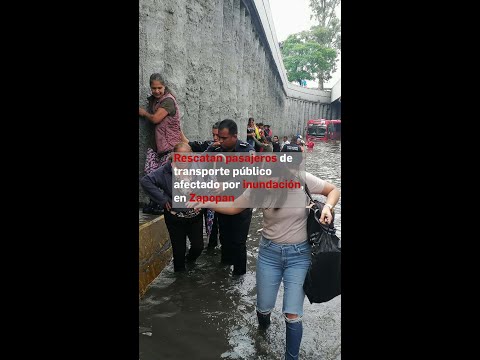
281,140,290,148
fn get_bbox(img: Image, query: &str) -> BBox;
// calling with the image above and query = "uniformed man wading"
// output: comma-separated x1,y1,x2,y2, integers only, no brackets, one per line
206,119,254,276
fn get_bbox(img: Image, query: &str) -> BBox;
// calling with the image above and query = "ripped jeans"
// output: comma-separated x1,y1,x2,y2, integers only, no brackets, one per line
256,237,311,360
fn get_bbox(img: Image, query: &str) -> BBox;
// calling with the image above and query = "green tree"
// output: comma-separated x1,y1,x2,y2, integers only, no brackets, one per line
308,0,341,89
309,0,341,33
280,30,337,89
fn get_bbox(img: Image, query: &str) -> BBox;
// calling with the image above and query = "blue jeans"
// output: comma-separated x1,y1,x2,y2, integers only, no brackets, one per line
256,237,311,359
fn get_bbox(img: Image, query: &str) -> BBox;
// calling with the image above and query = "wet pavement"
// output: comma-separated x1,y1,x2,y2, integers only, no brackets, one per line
139,142,341,359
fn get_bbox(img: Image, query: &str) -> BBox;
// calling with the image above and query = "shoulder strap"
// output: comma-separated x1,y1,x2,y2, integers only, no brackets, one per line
304,183,314,203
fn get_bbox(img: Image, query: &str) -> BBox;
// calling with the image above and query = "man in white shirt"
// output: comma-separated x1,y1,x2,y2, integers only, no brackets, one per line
281,136,290,149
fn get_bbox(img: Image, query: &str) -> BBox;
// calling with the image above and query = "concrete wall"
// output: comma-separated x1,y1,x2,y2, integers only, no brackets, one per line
139,0,336,203
331,78,341,102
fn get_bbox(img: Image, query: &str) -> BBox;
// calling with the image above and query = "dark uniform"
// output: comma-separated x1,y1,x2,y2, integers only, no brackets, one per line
281,143,303,152
272,141,281,152
207,139,254,275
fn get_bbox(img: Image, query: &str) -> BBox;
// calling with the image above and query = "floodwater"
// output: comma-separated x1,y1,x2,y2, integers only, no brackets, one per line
139,141,341,359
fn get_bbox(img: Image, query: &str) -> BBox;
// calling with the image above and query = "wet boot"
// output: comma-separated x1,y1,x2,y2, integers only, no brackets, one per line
257,311,271,330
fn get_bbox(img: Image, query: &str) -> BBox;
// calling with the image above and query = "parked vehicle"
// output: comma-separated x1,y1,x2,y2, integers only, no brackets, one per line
306,119,341,141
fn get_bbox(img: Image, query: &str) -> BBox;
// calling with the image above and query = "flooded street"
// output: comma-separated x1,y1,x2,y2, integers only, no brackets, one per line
139,142,341,359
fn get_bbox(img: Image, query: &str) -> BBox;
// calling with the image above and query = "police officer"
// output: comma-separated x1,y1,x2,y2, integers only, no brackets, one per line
188,121,221,152
281,136,303,152
206,119,254,275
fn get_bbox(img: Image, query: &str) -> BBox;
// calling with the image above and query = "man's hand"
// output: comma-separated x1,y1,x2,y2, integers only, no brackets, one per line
164,202,172,211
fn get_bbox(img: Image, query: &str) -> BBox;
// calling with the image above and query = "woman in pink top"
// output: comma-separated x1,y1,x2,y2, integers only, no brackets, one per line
139,73,188,214
139,73,188,167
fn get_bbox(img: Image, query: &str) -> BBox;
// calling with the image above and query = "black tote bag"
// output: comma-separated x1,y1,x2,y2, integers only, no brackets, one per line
303,184,341,304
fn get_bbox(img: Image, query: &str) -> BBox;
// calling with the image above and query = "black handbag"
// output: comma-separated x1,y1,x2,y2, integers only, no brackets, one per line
303,184,341,304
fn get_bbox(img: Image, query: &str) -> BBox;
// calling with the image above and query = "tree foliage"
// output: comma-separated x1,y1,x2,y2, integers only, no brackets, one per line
309,0,341,50
280,31,337,86
280,0,341,89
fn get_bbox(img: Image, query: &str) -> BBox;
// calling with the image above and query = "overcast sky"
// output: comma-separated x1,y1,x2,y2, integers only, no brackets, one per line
268,0,341,89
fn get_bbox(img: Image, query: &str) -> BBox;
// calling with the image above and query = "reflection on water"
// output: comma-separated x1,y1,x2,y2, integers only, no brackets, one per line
139,142,341,360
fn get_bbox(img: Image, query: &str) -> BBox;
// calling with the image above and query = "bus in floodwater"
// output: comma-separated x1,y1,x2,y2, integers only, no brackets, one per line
306,119,341,142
